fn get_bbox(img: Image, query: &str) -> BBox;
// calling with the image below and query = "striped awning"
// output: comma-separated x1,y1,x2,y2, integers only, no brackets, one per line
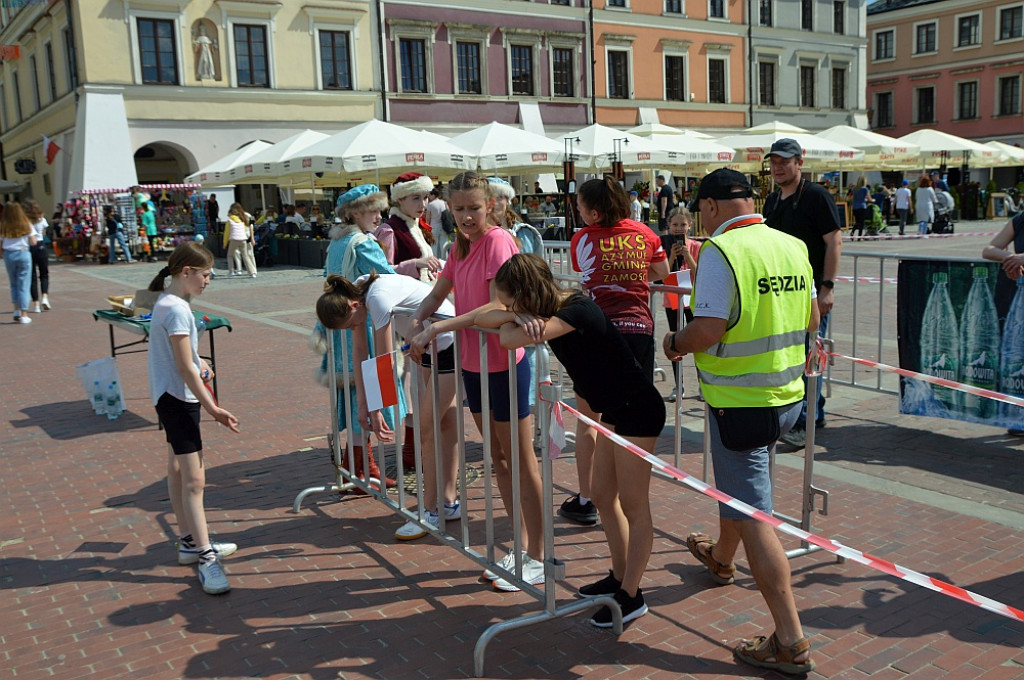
77,183,200,196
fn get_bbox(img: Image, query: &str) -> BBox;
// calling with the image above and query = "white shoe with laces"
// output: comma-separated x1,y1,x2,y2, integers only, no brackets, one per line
197,559,231,594
16,315,31,324
493,554,545,592
31,303,41,313
483,549,526,581
178,540,238,565
394,502,461,541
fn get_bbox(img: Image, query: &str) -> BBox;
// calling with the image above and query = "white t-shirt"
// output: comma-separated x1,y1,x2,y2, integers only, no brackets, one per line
630,199,642,222
426,198,447,232
895,187,911,210
1,235,30,251
31,217,48,242
148,293,201,404
360,274,455,352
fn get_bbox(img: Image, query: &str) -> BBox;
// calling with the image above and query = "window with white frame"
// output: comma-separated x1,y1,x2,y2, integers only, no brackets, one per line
709,0,725,18
665,0,682,13
801,0,813,30
400,39,428,92
391,21,435,94
874,29,894,60
456,41,482,94
29,54,40,112
552,46,575,97
834,1,845,33
915,21,937,53
759,0,772,26
607,49,629,98
708,57,727,103
957,81,978,119
319,30,352,90
759,60,776,106
665,55,685,101
607,0,627,7
915,86,935,124
998,74,1021,115
875,91,893,127
44,41,57,102
998,5,1023,40
233,24,269,87
137,17,179,84
831,65,846,109
957,14,981,47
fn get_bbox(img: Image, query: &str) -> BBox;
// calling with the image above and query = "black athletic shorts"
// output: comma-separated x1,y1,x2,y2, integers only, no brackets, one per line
420,344,455,374
602,385,666,438
622,332,656,380
155,392,203,455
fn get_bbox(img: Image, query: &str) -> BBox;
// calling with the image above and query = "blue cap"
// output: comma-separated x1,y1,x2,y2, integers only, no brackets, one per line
337,184,381,207
487,177,515,200
902,179,910,186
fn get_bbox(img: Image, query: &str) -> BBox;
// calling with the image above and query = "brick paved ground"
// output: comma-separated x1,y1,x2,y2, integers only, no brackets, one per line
2,224,1022,680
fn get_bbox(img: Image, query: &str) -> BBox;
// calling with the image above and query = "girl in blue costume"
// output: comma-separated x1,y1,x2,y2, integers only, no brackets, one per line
312,184,405,489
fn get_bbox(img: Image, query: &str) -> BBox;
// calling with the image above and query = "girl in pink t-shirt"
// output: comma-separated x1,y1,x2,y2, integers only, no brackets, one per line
661,206,701,402
409,172,544,592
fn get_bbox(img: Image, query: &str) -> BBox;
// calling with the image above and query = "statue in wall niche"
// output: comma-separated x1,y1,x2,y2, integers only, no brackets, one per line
192,20,220,81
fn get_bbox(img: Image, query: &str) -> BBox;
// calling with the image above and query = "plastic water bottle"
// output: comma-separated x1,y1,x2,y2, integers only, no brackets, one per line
999,276,1024,426
92,380,106,415
105,381,123,420
959,266,1000,419
919,272,959,413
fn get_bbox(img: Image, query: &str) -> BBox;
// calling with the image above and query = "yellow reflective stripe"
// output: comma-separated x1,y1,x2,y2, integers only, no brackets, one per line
698,362,804,388
706,329,807,359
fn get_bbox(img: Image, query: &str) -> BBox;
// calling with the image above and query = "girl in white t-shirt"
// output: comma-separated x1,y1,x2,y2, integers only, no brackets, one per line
316,272,459,542
146,242,240,595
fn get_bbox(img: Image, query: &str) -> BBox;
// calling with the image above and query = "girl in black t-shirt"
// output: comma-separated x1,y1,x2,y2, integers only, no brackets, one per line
475,253,665,628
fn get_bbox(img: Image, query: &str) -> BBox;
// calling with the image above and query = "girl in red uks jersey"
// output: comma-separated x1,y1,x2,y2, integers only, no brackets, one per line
563,176,669,588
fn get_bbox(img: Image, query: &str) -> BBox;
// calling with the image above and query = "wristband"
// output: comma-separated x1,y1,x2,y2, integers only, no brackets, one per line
821,279,834,290
670,331,681,354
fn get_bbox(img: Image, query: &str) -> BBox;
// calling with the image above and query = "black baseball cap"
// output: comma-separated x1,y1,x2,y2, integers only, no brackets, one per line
687,168,754,212
765,138,803,159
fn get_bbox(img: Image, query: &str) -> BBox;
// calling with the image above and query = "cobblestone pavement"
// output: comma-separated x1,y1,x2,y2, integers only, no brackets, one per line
2,223,1022,679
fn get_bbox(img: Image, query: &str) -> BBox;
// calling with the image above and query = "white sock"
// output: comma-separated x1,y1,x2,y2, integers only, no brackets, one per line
579,495,591,506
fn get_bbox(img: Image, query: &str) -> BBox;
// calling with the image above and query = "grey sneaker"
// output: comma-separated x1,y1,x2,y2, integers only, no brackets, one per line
493,555,545,592
483,549,525,581
779,427,805,448
197,559,231,594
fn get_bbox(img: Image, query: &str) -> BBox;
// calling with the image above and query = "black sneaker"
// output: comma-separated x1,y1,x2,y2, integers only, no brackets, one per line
558,494,599,526
590,588,648,628
577,570,620,598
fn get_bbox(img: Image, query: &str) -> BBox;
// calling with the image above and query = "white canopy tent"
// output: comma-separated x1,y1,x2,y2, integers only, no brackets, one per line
984,141,1024,167
897,129,1003,168
185,140,273,186
560,123,673,172
449,121,585,174
223,130,330,184
816,125,921,169
716,122,863,171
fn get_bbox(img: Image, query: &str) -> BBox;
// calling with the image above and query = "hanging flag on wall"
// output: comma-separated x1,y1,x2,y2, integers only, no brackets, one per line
361,352,399,412
0,45,20,61
42,135,61,164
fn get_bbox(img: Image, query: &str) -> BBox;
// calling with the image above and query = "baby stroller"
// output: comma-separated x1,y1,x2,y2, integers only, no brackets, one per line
932,191,955,234
253,222,277,267
866,202,888,236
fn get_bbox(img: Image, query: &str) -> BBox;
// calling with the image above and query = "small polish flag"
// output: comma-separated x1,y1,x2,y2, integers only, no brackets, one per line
42,135,61,165
361,352,400,412
663,270,692,311
548,402,565,459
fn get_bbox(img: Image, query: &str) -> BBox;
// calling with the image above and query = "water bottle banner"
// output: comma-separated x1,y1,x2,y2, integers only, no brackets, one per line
897,260,1024,428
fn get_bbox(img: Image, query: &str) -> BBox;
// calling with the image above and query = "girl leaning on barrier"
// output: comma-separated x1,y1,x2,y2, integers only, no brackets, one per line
476,252,666,627
315,272,462,540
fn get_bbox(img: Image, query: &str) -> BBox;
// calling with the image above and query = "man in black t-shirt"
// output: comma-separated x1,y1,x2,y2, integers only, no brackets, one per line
762,138,842,446
656,175,675,232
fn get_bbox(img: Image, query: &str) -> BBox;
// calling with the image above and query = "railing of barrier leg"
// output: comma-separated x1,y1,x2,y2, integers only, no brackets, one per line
291,310,621,677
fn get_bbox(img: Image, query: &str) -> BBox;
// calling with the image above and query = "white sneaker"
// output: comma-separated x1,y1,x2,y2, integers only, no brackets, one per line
394,501,461,541
30,303,41,313
483,549,526,581
41,298,51,310
178,540,238,565
394,519,428,541
493,555,545,592
16,315,31,325
197,559,231,594
250,273,257,278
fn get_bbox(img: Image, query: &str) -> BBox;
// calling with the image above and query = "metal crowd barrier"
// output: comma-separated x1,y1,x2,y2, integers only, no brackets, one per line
292,311,623,677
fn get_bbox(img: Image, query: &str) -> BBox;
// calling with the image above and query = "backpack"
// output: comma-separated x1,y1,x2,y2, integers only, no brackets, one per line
440,208,457,235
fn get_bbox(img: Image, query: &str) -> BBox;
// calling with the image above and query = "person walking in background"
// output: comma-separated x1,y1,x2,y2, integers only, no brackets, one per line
563,176,669,622
656,175,675,232
761,138,840,448
206,194,220,233
225,203,257,277
664,169,818,675
426,187,449,257
103,206,135,264
851,176,871,240
629,190,642,222
146,242,240,595
141,202,159,262
24,200,50,312
1,201,36,324
915,175,937,237
895,179,912,235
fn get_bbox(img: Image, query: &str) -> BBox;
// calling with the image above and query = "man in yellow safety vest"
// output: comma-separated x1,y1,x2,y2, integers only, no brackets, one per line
663,168,820,676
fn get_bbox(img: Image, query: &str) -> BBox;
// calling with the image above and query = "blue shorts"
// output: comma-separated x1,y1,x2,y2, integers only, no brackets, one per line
710,401,800,520
462,357,530,423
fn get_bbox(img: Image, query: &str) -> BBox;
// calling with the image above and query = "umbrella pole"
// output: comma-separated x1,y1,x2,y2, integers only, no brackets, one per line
259,184,266,213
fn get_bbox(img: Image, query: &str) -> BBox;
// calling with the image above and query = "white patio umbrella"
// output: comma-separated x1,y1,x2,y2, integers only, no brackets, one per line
641,133,736,168
716,123,863,170
449,121,581,173
817,125,920,169
274,119,474,183
898,129,1002,168
223,130,330,184
185,140,273,186
560,123,672,171
984,141,1024,167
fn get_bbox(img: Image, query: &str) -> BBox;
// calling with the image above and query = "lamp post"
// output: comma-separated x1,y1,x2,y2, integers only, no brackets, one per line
564,136,581,237
612,137,628,183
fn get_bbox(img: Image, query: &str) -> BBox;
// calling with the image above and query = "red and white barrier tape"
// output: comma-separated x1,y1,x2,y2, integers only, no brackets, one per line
829,351,1024,408
552,399,1024,623
842,231,998,241
835,275,899,285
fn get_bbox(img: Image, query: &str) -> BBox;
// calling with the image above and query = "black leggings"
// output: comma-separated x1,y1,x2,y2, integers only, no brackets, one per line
664,307,694,383
29,242,49,301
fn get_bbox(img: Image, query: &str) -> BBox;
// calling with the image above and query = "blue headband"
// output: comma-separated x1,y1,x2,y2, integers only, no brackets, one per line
337,184,381,207
488,177,515,199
